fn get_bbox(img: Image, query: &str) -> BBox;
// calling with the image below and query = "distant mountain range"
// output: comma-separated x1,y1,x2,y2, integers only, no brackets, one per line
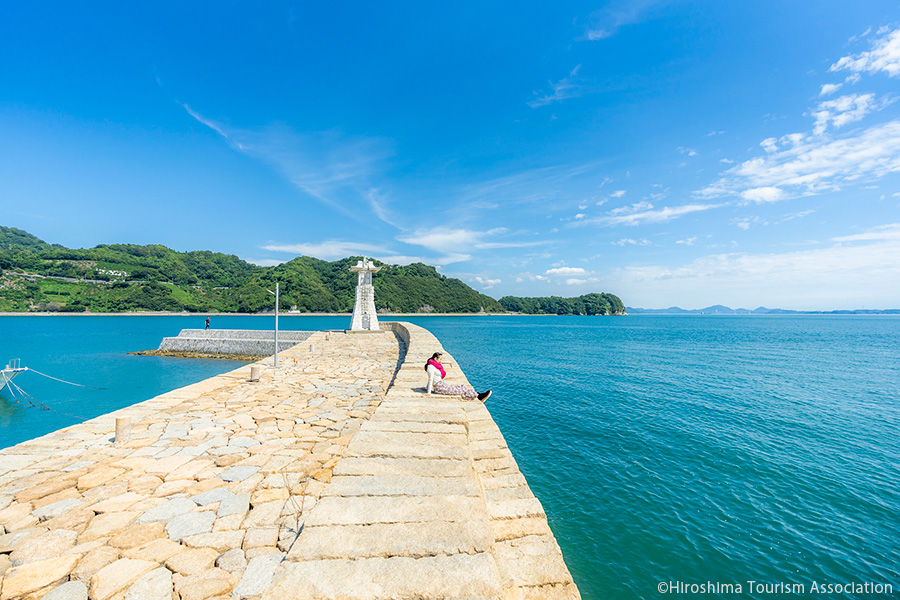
626,305,900,315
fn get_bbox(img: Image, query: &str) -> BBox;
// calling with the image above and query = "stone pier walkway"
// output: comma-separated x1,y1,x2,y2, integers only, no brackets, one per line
0,323,581,600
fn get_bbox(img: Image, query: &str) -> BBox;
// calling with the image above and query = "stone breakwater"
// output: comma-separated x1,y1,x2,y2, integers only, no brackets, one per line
156,329,315,358
0,322,581,600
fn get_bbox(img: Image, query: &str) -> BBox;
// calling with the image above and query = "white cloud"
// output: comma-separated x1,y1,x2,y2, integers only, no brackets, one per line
700,121,900,200
848,27,872,43
779,210,815,223
366,188,399,228
612,238,651,246
474,276,501,289
678,146,697,157
832,222,900,242
263,240,389,260
545,267,587,276
610,223,900,309
575,213,586,219
610,190,626,198
676,237,697,246
565,278,587,285
396,227,543,264
733,216,763,230
609,201,653,215
820,83,843,96
582,203,721,226
458,160,610,209
812,93,888,135
529,65,588,108
183,104,230,140
740,186,785,204
582,0,663,40
397,228,504,253
760,137,779,153
831,26,900,78
182,105,394,223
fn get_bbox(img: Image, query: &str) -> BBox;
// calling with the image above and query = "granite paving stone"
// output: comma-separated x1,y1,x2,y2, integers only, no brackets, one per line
0,554,79,600
218,465,260,482
123,567,172,600
233,552,285,598
40,580,88,600
136,497,196,524
165,510,216,541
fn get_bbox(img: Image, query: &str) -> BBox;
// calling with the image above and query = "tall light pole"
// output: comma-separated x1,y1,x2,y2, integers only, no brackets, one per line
266,282,279,367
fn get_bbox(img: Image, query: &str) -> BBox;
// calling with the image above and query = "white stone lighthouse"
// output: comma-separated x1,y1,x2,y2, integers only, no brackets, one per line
349,257,382,331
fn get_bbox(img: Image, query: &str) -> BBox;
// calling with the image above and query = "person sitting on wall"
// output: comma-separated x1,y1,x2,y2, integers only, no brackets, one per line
425,352,491,401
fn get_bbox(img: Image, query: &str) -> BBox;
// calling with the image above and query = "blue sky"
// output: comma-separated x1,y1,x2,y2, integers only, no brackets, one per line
2,2,899,309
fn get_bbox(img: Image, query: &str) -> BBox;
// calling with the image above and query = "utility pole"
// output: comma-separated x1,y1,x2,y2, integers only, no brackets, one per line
266,282,279,367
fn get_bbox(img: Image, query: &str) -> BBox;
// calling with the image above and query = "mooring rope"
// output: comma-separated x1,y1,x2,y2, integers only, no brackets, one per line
2,372,92,422
5,378,49,410
26,368,106,390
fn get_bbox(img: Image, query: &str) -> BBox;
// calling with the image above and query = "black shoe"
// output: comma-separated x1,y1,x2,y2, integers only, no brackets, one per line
477,390,492,402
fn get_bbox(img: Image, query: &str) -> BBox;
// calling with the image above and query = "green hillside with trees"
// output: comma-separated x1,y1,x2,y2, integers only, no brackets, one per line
0,226,623,315
499,293,624,316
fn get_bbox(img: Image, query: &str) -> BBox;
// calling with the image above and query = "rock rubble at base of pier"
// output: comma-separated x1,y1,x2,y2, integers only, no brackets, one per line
0,322,581,600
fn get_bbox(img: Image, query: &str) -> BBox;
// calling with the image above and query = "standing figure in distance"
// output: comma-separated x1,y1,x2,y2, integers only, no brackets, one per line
425,352,491,401
205,316,210,330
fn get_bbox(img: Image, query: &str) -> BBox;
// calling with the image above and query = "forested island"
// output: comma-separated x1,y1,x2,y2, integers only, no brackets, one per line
0,227,624,315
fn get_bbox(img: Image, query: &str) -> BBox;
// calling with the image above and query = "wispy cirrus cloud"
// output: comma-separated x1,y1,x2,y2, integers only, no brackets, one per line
182,104,394,224
577,202,721,226
396,227,546,265
457,160,611,211
581,0,666,40
545,266,587,276
612,238,651,246
263,240,390,260
528,65,589,108
832,222,900,242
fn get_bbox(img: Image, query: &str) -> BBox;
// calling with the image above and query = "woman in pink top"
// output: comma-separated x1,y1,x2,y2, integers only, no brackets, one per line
425,352,491,401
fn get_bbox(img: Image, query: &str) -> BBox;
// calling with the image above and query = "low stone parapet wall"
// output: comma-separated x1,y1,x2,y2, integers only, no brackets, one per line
157,329,314,357
171,330,314,341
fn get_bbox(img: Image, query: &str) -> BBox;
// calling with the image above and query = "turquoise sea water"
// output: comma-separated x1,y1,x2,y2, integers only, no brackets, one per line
3,315,899,599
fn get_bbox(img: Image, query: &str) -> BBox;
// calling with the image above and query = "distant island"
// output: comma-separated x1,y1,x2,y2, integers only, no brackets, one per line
627,305,900,315
0,226,624,316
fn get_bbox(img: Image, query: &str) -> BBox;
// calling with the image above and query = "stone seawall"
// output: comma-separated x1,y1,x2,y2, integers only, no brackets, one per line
0,322,581,599
157,329,314,357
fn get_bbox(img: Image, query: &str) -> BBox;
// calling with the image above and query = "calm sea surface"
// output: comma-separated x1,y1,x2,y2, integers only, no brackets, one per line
2,314,899,599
